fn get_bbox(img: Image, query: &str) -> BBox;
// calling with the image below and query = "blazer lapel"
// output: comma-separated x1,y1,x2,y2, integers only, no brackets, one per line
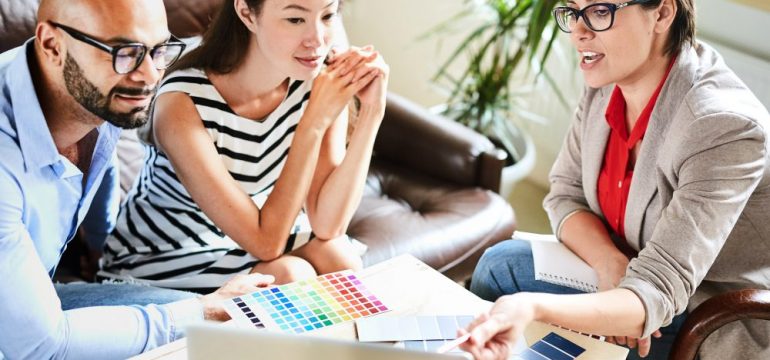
583,87,611,215
624,47,698,250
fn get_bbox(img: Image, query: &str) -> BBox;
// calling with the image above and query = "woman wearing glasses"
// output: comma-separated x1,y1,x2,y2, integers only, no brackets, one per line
463,0,770,359
98,0,388,291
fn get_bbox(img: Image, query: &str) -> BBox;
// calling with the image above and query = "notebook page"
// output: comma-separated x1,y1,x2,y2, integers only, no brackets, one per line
519,232,599,293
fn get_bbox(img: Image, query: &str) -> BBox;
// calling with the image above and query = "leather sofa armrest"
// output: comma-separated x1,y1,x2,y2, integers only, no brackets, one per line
669,289,770,360
375,93,506,193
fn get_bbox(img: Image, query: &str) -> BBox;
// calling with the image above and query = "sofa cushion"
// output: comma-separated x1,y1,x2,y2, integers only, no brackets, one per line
351,162,515,281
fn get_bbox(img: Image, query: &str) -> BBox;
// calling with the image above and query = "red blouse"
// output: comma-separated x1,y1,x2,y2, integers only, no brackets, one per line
597,56,677,243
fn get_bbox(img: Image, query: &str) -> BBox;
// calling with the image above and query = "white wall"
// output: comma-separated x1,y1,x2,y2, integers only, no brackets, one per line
342,0,582,187
343,0,470,107
699,0,770,60
343,0,770,189
698,0,770,111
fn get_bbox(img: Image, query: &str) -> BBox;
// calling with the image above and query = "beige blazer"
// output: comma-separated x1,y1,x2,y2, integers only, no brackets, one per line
543,42,770,360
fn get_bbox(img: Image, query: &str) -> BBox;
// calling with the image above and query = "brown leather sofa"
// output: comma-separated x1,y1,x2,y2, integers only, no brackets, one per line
1,0,515,281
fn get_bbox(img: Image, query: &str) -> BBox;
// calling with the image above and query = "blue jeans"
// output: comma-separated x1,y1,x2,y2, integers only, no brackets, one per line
471,239,686,360
54,282,198,310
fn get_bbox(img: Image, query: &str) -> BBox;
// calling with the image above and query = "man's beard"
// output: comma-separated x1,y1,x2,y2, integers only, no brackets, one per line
63,55,155,129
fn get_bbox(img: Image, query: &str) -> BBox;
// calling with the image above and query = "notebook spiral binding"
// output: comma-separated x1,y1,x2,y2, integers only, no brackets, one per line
537,272,598,293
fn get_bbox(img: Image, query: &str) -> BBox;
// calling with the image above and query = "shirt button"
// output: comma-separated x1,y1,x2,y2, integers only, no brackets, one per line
618,180,622,188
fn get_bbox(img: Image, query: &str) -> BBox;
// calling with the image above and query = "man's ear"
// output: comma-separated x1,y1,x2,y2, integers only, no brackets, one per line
654,0,677,34
234,0,259,33
36,22,65,67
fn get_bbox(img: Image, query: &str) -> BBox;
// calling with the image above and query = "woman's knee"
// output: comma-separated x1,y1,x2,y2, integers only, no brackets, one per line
319,236,364,272
475,240,532,276
331,252,363,272
299,235,363,273
470,239,532,301
260,256,317,284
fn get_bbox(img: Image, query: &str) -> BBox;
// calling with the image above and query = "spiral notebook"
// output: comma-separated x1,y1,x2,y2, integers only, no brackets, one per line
519,232,599,293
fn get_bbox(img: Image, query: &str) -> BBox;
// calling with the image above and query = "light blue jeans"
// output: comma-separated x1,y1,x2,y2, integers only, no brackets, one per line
471,239,686,360
54,282,198,310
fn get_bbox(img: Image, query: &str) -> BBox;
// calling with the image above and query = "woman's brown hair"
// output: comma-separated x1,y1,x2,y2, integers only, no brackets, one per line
170,0,266,74
171,0,344,75
641,0,696,55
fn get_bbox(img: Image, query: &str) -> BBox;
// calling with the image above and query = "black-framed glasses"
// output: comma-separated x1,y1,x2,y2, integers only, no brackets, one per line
553,0,649,33
50,21,186,75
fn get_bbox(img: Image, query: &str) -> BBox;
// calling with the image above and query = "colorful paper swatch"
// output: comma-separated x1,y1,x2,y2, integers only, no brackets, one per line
357,315,475,342
402,331,585,359
404,339,466,354
514,332,586,360
394,315,475,354
224,270,390,334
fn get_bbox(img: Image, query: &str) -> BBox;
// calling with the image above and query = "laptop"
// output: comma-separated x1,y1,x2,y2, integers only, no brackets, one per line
186,323,466,360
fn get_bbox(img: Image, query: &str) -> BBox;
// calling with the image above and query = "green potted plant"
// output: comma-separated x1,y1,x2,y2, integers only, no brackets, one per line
427,0,569,196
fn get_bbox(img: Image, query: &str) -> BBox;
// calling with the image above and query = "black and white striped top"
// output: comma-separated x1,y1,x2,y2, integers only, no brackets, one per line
99,68,314,291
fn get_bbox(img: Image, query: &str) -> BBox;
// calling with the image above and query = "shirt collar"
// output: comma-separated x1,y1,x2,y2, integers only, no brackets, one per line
8,40,121,174
604,54,679,147
8,40,61,171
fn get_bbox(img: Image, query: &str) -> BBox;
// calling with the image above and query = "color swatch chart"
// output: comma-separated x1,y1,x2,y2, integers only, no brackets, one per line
357,315,475,342
399,329,585,359
225,270,390,334
514,332,585,360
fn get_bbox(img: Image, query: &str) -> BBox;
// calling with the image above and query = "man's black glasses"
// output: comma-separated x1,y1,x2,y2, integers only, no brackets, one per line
553,0,649,33
50,21,186,74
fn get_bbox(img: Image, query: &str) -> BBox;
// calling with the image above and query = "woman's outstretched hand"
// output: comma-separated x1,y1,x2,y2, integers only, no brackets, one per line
460,294,536,360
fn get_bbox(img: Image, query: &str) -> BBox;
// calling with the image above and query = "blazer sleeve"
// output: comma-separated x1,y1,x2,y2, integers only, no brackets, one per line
543,88,595,238
619,112,767,338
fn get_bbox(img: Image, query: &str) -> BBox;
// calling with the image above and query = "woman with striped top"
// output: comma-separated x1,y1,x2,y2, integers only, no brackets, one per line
98,0,388,292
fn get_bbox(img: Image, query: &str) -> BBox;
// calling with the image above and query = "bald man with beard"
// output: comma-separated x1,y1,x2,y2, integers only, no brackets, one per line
0,1,274,358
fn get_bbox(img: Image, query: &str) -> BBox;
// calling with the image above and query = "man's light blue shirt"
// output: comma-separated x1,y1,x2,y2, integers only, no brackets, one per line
0,41,202,359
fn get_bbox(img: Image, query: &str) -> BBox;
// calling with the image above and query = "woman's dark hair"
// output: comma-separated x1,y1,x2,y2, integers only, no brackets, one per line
641,0,696,55
171,0,344,75
170,0,266,74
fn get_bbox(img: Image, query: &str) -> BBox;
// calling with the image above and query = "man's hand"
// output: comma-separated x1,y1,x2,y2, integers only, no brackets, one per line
199,273,275,321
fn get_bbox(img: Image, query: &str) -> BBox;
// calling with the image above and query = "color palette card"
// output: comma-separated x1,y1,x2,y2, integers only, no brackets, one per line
403,339,468,354
400,330,584,359
513,332,586,360
356,315,475,342
224,270,390,334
